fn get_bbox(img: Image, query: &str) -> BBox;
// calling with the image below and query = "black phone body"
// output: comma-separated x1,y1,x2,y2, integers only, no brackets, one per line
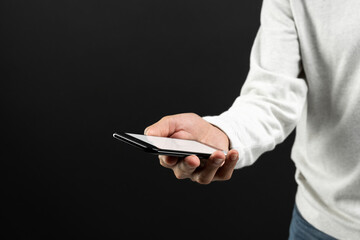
113,132,225,159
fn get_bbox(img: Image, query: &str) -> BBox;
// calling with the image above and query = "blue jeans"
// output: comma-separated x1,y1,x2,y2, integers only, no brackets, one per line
289,205,337,240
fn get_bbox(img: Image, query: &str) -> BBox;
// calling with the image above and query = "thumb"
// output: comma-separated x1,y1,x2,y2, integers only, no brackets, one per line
144,116,176,137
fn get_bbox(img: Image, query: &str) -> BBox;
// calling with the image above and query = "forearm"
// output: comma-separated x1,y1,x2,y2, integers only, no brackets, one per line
204,65,307,168
204,0,308,168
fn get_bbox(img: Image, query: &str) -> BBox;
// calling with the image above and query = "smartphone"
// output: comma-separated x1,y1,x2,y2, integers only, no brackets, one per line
113,132,226,159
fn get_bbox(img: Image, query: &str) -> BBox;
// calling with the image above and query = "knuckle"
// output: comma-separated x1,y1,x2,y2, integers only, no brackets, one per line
223,174,232,181
161,115,172,123
174,171,187,180
218,172,232,181
187,112,199,118
196,175,211,185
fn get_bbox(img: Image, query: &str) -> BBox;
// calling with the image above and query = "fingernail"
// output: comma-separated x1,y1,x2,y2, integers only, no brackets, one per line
214,158,224,166
231,154,238,161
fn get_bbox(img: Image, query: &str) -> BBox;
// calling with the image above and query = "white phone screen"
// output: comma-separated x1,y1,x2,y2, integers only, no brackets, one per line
127,133,219,154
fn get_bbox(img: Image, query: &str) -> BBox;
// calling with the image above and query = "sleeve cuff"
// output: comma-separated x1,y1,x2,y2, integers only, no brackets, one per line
203,115,248,169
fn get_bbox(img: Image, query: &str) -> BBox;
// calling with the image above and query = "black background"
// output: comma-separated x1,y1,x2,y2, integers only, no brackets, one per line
2,0,297,239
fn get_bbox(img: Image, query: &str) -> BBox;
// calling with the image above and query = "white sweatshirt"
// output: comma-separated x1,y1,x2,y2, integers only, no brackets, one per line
203,0,360,239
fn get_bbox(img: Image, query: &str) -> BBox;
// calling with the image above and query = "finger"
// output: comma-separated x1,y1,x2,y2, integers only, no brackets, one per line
191,151,226,184
159,155,178,168
172,155,200,179
144,116,177,137
214,149,239,181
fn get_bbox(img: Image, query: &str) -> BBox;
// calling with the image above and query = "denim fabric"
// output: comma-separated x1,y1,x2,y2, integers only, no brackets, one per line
289,205,337,240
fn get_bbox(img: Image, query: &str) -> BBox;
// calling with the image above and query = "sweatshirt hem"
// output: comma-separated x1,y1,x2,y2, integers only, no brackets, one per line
296,188,360,240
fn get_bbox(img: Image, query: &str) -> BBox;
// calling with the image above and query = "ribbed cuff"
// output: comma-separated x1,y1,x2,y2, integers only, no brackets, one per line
203,115,247,169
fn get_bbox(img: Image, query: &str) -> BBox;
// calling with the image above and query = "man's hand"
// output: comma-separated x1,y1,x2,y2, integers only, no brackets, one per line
144,113,239,184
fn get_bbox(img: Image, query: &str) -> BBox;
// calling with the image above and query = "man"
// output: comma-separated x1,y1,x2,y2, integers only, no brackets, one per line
145,0,360,239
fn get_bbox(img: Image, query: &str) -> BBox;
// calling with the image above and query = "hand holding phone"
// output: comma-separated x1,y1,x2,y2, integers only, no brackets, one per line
113,113,238,184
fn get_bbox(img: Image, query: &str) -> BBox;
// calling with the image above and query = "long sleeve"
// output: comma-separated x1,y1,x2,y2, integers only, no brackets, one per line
203,0,308,169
